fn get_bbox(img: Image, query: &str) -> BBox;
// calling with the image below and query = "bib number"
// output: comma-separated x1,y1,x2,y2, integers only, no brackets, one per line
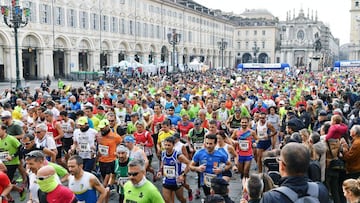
0,152,9,161
238,140,249,151
204,173,217,187
163,165,176,178
194,143,203,151
98,145,109,156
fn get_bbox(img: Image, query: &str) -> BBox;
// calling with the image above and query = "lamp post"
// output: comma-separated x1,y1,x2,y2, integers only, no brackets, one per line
217,38,227,69
1,1,30,89
167,29,181,72
252,42,260,63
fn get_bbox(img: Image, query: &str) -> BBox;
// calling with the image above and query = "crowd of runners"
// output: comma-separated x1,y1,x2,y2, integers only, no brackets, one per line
0,68,360,203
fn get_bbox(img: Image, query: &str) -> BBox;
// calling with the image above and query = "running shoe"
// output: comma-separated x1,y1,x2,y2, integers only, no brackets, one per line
188,189,193,201
195,189,201,199
19,187,26,201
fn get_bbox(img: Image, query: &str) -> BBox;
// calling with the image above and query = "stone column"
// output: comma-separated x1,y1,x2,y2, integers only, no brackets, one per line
41,49,54,78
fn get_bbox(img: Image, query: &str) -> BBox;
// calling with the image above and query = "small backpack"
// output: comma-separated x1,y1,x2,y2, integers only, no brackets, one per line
274,182,320,203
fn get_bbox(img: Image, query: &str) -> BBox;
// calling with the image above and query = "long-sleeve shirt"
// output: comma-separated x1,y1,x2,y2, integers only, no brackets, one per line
325,123,348,141
343,137,360,174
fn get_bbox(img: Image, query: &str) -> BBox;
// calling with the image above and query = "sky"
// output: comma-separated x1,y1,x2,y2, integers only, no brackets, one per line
194,0,351,45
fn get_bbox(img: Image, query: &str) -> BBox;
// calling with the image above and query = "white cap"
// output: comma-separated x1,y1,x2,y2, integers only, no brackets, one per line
1,111,11,118
279,100,285,105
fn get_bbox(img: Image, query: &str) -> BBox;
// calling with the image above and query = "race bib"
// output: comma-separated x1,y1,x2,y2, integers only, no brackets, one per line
163,165,176,178
118,177,129,186
194,143,203,151
238,140,249,151
204,173,217,187
144,147,153,156
61,124,69,131
78,201,85,203
0,152,9,161
98,145,109,156
79,143,90,151
136,144,144,151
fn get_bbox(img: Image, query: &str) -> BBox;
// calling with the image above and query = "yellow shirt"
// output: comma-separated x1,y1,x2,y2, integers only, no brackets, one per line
12,110,22,120
157,130,174,150
90,116,100,131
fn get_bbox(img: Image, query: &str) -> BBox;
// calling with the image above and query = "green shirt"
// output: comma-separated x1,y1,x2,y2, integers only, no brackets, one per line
123,180,164,203
0,135,21,165
6,123,23,137
114,158,131,195
48,162,68,178
90,116,100,131
179,109,195,120
127,122,137,135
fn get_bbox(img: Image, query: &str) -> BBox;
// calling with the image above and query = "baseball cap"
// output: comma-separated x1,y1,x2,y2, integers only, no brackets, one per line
116,145,129,153
0,111,11,118
173,133,180,139
234,108,241,112
279,100,285,105
77,117,88,125
124,135,135,143
319,110,327,116
98,119,110,129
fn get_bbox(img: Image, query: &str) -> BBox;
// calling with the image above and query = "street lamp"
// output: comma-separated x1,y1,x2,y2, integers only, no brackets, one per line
167,29,181,72
1,1,30,89
252,42,260,63
217,38,227,68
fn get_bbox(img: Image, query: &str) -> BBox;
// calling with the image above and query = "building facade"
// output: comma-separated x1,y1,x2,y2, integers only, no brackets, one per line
0,0,340,81
350,0,360,60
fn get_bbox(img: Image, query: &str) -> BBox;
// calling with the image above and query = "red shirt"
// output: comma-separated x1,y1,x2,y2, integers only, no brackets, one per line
152,114,165,133
0,172,10,203
134,131,153,147
178,121,194,138
46,185,76,203
47,120,61,146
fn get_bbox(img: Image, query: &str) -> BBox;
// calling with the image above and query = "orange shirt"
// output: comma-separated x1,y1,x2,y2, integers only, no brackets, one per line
98,131,122,163
225,100,233,110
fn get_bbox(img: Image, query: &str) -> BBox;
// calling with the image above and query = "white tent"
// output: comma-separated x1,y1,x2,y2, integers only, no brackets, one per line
189,59,201,71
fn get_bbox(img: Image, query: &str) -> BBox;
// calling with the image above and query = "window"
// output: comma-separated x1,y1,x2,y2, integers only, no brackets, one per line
91,13,99,30
245,30,249,36
150,24,154,38
40,4,51,24
262,30,266,36
68,9,77,28
238,31,240,36
129,20,134,35
55,7,64,26
120,0,125,4
156,25,160,39
245,41,249,49
143,23,148,37
102,15,108,31
120,18,125,34
356,1,359,8
188,31,192,42
254,30,257,35
28,2,37,22
136,22,141,36
111,17,118,33
262,41,265,49
80,11,88,29
237,42,241,49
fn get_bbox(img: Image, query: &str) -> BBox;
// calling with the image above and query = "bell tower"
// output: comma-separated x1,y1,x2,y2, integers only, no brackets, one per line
350,0,360,59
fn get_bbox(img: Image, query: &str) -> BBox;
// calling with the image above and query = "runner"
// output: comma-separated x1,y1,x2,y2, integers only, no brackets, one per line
157,136,190,203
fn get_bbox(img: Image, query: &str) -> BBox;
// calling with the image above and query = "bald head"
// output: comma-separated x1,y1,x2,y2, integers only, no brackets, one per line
37,165,55,177
281,142,310,176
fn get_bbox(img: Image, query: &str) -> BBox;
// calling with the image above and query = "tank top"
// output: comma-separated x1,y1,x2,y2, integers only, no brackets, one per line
114,158,130,195
216,144,231,161
68,171,97,203
161,150,181,186
236,129,253,156
229,116,242,129
61,119,73,139
152,114,165,133
256,121,269,141
47,120,61,146
190,128,206,151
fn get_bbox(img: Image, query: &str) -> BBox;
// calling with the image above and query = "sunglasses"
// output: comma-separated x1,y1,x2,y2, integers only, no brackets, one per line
108,120,115,122
35,131,42,134
37,175,52,180
127,172,139,177
23,142,32,145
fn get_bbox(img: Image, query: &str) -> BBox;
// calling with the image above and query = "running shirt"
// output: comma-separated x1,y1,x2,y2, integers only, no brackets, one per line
47,120,62,147
0,171,10,203
236,130,253,157
188,128,208,151
192,148,228,187
229,116,242,129
0,135,21,165
73,128,97,159
114,158,131,195
157,130,174,151
133,131,153,156
123,180,164,203
177,122,194,138
61,119,73,139
256,122,270,141
216,144,231,162
98,131,122,163
68,171,97,203
161,150,182,186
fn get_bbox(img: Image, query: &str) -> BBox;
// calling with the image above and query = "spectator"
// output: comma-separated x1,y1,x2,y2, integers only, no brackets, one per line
342,125,360,179
343,178,360,203
260,142,329,203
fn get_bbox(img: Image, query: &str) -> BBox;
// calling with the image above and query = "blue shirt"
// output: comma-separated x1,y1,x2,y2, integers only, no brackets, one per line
192,148,228,186
167,115,181,126
70,102,81,111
